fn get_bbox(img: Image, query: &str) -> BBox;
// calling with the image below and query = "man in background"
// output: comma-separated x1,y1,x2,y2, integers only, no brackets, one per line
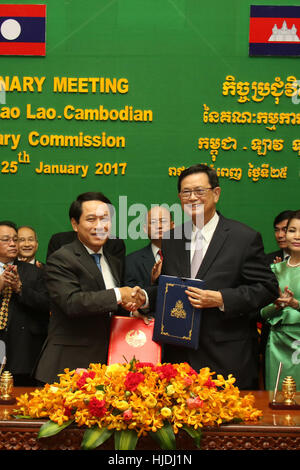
125,205,174,289
265,210,293,265
18,225,43,267
0,221,49,385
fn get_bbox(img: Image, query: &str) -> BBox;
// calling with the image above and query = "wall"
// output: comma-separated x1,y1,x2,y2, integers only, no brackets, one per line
0,0,299,259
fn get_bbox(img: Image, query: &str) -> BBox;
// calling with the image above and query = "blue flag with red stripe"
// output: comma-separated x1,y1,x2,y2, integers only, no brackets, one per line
249,5,300,56
0,4,46,56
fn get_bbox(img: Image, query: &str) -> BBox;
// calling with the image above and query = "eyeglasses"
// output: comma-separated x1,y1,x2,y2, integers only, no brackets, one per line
180,188,214,200
0,236,18,244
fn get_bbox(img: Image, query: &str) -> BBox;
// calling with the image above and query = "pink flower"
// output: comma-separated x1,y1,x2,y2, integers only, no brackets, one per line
123,409,133,421
184,376,193,387
187,397,203,409
75,368,88,375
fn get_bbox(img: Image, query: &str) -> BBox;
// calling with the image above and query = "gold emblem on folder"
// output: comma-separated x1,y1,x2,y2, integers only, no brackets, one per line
170,300,187,319
125,329,147,348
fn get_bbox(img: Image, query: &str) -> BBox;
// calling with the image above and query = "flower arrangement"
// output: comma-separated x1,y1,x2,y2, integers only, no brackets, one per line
15,360,262,450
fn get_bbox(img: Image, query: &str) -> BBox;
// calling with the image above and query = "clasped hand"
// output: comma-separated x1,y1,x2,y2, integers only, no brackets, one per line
0,265,22,293
275,286,300,310
119,286,147,311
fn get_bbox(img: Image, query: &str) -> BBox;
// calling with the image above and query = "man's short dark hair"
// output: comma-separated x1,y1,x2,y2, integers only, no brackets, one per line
69,192,113,223
177,164,220,193
0,221,17,231
273,210,294,228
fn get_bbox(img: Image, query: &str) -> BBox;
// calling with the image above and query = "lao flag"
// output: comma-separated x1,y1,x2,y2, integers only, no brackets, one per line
249,5,300,56
0,4,46,56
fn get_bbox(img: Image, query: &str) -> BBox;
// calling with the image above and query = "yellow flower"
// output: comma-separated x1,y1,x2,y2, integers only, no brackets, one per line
161,407,172,418
166,385,175,396
115,400,129,411
145,396,157,408
106,364,125,377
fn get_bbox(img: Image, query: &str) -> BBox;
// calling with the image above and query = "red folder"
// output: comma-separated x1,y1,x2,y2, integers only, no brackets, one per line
107,316,161,365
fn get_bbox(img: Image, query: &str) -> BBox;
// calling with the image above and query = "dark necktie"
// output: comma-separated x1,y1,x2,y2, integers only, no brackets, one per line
158,249,163,261
91,253,102,271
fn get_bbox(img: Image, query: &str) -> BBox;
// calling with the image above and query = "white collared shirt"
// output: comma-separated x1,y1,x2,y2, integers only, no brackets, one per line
151,243,162,262
190,212,219,262
84,245,121,303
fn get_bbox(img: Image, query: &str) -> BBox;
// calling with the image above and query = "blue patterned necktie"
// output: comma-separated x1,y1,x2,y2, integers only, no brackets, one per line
91,253,102,272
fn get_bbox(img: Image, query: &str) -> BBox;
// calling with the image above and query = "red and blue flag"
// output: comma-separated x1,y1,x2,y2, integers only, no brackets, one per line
0,4,46,56
249,5,300,56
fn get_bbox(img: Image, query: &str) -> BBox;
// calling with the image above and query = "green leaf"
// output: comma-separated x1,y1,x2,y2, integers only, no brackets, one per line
114,429,138,450
149,421,176,450
182,425,202,449
37,419,74,439
12,414,33,419
81,426,113,450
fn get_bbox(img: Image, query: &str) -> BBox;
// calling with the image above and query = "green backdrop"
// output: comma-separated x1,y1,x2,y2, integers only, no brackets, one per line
0,0,299,261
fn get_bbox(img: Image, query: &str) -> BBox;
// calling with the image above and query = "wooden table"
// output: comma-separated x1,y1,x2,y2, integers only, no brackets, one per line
0,388,299,451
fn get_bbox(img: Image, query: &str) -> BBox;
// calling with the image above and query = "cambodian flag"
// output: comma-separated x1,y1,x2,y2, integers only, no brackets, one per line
249,5,300,56
0,4,46,56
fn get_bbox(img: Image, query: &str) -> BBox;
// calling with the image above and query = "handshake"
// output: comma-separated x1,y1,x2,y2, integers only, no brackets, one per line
119,286,147,311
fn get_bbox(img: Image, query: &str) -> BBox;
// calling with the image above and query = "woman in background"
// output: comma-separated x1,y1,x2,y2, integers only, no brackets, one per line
261,210,300,391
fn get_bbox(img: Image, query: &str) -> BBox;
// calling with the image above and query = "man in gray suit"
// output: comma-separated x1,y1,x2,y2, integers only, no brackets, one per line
35,192,145,384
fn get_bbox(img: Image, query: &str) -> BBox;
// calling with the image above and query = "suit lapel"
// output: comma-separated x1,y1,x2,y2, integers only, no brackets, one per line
142,244,155,273
104,251,121,286
73,239,106,290
198,215,229,279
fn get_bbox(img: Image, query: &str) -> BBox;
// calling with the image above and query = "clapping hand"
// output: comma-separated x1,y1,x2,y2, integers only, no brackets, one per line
151,259,162,284
275,286,300,310
2,265,22,293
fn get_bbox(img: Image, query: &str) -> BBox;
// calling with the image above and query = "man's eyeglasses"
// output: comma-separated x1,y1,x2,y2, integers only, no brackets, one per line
180,188,214,200
0,236,18,244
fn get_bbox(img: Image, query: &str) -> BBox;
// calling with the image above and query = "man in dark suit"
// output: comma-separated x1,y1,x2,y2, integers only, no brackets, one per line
35,192,146,384
265,210,293,265
0,221,49,385
125,205,174,289
148,164,279,389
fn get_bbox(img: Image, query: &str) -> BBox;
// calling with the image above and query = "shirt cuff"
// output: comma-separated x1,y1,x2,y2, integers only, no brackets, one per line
140,289,149,309
114,287,122,304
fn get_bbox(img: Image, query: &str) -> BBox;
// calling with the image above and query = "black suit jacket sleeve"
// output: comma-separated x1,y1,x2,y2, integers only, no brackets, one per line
45,242,121,318
218,231,279,317
16,261,50,315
